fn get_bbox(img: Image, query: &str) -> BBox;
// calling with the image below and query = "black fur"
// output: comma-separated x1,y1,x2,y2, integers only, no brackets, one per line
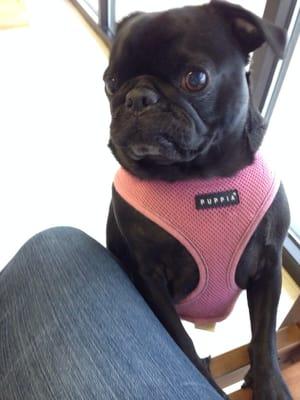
104,1,291,398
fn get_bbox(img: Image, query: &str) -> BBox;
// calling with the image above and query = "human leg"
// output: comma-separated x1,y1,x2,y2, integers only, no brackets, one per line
0,227,222,399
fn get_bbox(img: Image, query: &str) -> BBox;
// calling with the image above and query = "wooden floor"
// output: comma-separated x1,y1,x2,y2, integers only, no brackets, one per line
229,362,300,400
211,323,300,399
283,362,300,400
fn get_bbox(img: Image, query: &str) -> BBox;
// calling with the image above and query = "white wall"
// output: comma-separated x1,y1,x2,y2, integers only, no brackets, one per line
0,0,116,270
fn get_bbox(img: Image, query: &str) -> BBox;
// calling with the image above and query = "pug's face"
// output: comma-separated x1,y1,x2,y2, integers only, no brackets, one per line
104,2,285,180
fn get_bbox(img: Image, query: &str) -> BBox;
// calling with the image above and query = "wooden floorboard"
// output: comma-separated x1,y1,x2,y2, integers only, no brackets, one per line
213,324,300,398
228,362,300,400
282,361,300,400
229,388,251,400
211,324,300,388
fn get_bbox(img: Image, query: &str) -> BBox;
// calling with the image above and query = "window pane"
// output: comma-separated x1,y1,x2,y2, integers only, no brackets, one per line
262,38,300,241
76,0,99,21
85,0,98,12
116,1,266,22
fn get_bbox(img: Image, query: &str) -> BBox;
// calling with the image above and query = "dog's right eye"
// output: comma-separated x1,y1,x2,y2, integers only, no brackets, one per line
105,77,118,96
181,70,208,92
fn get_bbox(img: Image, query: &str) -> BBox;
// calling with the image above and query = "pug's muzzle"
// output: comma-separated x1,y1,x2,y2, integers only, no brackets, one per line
109,78,212,168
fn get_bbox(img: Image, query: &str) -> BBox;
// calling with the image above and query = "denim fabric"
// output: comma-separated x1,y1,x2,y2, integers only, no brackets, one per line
0,227,222,399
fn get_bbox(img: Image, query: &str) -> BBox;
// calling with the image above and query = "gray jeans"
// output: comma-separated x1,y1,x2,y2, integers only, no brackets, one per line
0,227,222,399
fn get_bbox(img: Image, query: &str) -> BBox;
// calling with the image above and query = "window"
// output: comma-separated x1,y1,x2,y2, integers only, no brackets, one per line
258,1,300,282
263,38,299,241
74,0,99,21
68,0,113,45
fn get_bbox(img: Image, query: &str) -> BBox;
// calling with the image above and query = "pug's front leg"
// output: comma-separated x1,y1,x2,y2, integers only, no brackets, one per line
245,251,292,400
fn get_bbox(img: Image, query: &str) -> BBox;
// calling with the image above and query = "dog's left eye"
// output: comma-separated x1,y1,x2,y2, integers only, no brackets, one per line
105,77,118,96
181,70,208,92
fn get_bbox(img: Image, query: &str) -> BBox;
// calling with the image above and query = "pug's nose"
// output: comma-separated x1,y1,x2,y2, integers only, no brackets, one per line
125,88,160,112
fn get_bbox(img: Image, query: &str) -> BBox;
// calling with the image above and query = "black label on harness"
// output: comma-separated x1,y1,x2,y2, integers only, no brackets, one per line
195,189,240,210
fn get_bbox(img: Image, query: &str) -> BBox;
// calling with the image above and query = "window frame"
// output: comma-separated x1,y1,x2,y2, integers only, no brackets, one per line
68,0,115,46
251,1,299,284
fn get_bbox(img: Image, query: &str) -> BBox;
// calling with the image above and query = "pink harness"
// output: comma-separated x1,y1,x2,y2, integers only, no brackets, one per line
113,154,280,324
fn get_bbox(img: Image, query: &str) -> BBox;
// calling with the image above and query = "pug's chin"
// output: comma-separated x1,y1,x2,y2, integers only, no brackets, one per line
108,128,218,180
129,152,175,165
127,141,200,166
122,155,196,181
133,151,199,164
109,141,201,181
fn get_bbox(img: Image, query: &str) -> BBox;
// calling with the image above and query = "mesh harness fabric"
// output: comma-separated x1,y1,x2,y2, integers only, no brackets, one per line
113,154,280,324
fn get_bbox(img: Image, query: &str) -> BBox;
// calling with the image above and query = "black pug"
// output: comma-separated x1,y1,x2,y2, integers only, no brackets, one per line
104,1,291,399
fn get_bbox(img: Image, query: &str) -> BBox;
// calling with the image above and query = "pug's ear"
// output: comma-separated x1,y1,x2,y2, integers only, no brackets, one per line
116,12,142,34
211,0,287,58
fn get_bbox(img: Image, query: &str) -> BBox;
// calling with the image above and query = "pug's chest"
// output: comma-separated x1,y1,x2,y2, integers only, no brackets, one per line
111,157,280,313
111,186,201,303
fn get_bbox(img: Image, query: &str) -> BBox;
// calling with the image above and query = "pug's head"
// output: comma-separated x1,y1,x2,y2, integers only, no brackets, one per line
104,0,286,181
